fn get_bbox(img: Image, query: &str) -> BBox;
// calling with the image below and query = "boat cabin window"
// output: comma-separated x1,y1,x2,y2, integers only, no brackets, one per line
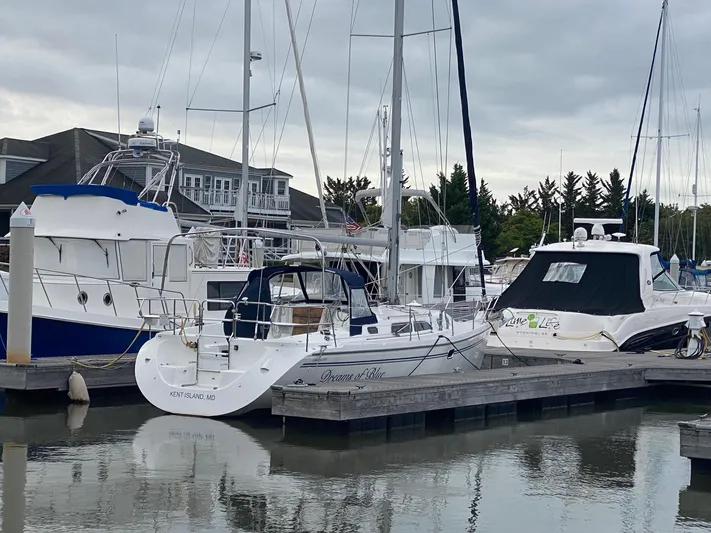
391,321,432,335
119,241,148,281
542,262,586,284
468,267,482,287
35,237,119,279
650,253,680,291
207,280,246,310
168,244,188,282
268,270,348,305
350,288,371,319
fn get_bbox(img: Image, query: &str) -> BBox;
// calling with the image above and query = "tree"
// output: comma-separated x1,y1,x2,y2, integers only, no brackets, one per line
478,179,502,262
560,171,582,239
323,175,373,222
429,164,472,226
536,176,558,220
508,186,538,214
601,168,625,218
580,171,601,217
497,210,544,256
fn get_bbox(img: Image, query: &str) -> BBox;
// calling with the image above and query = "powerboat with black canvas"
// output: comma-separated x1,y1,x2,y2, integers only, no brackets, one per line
134,264,488,417
488,221,711,352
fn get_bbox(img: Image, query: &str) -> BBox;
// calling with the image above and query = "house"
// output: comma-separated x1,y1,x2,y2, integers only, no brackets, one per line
0,128,346,252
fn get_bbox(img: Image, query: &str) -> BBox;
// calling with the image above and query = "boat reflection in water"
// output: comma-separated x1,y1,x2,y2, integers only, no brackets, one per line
0,404,708,532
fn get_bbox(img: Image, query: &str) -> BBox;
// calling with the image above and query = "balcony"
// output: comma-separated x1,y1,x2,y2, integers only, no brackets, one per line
179,187,290,215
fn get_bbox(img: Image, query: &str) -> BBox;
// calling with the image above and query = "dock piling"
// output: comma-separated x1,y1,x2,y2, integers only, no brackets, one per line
6,202,35,364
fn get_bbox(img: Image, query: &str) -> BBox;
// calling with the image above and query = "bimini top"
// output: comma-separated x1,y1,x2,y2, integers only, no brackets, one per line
493,249,645,316
229,264,377,338
31,184,168,212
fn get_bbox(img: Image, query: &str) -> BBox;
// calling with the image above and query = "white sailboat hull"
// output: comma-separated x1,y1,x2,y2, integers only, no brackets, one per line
135,322,489,417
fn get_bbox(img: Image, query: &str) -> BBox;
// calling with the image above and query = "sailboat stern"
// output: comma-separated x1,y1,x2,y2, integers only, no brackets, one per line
134,333,307,417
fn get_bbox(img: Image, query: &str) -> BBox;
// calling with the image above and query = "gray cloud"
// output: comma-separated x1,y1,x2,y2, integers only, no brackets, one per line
0,0,709,205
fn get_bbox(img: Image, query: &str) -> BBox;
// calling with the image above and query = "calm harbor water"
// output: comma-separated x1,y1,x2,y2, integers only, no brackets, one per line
0,401,709,533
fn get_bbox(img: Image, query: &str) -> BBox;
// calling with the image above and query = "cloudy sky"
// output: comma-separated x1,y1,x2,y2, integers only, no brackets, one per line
2,0,711,206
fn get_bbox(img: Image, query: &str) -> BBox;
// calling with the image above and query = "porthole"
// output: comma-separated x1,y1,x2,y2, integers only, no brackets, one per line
77,291,88,305
103,293,113,306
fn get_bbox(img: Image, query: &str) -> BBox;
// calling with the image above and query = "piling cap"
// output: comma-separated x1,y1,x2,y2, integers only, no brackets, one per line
10,202,35,228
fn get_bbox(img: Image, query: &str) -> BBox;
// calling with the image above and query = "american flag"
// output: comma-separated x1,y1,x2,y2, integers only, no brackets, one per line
238,238,249,265
346,214,361,232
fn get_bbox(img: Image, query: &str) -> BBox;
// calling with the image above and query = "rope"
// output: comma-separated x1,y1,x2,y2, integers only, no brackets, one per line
674,326,710,360
486,321,531,367
69,322,147,370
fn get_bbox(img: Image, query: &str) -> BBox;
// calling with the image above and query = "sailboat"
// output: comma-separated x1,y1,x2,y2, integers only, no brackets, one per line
133,0,491,417
488,1,711,353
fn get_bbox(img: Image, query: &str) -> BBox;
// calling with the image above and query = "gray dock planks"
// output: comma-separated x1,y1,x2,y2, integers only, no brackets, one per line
273,352,711,422
0,355,136,392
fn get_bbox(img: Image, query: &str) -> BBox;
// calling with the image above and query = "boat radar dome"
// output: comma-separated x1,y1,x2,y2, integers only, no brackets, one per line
591,223,605,240
573,227,588,245
137,117,155,134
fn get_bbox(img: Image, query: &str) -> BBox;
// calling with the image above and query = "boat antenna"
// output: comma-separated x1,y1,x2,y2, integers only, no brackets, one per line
620,2,664,234
115,33,122,147
451,0,487,299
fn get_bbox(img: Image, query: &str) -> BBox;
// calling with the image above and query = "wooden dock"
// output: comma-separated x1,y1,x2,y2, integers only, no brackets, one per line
272,350,711,431
0,355,136,396
680,418,711,471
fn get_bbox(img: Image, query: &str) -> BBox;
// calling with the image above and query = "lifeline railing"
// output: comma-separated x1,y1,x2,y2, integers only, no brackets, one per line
0,262,189,317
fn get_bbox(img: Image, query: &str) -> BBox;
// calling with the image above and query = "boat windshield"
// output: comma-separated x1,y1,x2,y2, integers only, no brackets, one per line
650,253,680,291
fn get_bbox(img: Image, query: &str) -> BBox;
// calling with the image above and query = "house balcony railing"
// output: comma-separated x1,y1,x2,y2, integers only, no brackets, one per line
179,187,290,214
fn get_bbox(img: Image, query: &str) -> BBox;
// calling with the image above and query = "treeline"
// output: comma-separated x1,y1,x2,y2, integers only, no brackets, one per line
323,165,705,262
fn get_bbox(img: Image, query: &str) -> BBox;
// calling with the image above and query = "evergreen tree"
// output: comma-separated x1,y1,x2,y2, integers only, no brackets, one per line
323,175,373,222
478,179,502,261
580,171,601,217
508,185,538,213
601,168,625,218
560,171,582,239
429,164,472,225
536,176,558,219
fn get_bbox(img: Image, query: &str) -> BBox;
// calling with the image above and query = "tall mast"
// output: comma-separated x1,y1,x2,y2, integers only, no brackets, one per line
558,149,562,242
451,0,487,296
692,101,701,261
284,0,329,228
653,0,668,248
236,0,252,229
386,0,405,304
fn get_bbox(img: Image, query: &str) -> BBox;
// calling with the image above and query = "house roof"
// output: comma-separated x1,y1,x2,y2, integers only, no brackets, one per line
84,129,292,178
0,137,50,160
0,128,208,216
290,187,346,224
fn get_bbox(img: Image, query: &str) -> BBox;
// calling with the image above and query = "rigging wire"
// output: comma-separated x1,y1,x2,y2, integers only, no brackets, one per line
148,0,188,114
187,0,233,107
185,0,197,143
342,0,358,185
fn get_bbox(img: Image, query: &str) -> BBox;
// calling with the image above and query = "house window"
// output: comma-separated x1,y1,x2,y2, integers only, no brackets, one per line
276,180,286,196
249,181,259,194
207,281,247,310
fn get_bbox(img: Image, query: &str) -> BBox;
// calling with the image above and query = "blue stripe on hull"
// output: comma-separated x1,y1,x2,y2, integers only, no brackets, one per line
0,311,152,358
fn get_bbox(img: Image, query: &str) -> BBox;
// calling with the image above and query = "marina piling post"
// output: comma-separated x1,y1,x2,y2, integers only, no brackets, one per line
670,254,680,285
6,202,35,364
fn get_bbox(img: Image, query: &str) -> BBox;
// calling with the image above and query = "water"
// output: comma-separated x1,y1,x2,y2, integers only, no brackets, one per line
0,402,709,533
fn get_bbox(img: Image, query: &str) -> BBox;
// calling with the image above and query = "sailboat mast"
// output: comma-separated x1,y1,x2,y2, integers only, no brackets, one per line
236,0,252,230
653,0,668,248
451,0,487,296
386,0,405,305
284,0,329,228
693,102,701,261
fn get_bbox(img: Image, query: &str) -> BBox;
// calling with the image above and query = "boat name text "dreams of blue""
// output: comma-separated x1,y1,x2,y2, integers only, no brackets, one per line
320,367,386,383
169,391,216,401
